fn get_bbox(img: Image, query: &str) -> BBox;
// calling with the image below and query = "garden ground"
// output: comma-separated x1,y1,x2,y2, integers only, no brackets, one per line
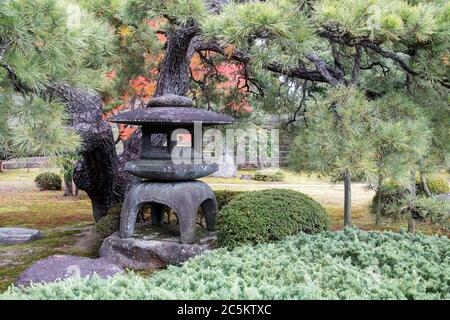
0,168,449,292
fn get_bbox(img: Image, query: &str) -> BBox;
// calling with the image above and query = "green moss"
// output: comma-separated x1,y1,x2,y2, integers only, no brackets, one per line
0,229,91,293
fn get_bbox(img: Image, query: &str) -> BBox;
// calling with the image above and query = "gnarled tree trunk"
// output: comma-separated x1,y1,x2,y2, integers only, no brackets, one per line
48,83,123,221
155,23,199,97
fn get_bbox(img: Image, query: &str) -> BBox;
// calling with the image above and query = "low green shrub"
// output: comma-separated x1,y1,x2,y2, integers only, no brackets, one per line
253,169,285,182
217,189,330,248
2,229,450,300
416,176,450,195
94,206,121,238
34,172,62,191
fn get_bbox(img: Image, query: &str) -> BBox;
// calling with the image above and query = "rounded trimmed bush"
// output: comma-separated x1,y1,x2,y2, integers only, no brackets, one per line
217,189,330,248
34,172,62,191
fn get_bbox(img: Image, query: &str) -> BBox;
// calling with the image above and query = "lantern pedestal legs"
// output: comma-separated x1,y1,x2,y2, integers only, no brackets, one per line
119,180,218,244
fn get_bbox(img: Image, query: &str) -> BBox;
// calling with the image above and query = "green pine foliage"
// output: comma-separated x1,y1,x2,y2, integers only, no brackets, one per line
0,0,115,160
8,97,81,158
217,189,330,248
2,229,450,299
289,86,376,183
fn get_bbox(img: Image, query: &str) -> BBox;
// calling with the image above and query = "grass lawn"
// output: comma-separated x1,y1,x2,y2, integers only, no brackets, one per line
0,168,448,292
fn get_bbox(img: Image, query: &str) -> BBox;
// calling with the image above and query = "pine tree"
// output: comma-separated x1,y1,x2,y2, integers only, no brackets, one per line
0,0,121,220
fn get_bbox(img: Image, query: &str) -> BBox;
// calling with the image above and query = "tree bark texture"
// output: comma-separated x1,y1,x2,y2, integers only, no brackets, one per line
63,177,74,197
155,23,199,97
408,216,416,234
375,186,382,226
419,172,432,197
47,83,123,221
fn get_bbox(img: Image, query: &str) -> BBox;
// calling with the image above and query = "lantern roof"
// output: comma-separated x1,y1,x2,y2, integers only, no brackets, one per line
107,94,235,126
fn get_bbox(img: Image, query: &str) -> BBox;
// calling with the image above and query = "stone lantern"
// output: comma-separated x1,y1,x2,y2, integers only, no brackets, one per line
108,94,235,244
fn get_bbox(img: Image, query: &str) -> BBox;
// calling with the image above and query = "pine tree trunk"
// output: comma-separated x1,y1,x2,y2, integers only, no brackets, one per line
343,170,352,227
0,160,4,172
407,171,417,234
154,23,199,97
63,176,73,196
375,186,382,226
419,172,432,197
408,216,416,234
47,83,124,222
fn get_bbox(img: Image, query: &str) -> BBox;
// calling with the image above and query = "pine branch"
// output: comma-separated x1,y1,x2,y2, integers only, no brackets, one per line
195,41,330,83
359,41,419,76
0,61,29,93
306,53,342,86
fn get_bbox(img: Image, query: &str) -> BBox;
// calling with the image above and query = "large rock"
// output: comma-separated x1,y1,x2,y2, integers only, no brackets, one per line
15,255,124,287
211,153,237,178
0,227,42,244
100,225,216,269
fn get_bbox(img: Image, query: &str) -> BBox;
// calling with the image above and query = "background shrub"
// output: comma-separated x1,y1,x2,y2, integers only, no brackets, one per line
370,182,408,217
217,189,330,248
34,172,62,191
416,176,450,195
3,229,450,300
371,178,450,219
253,169,285,182
94,206,121,238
